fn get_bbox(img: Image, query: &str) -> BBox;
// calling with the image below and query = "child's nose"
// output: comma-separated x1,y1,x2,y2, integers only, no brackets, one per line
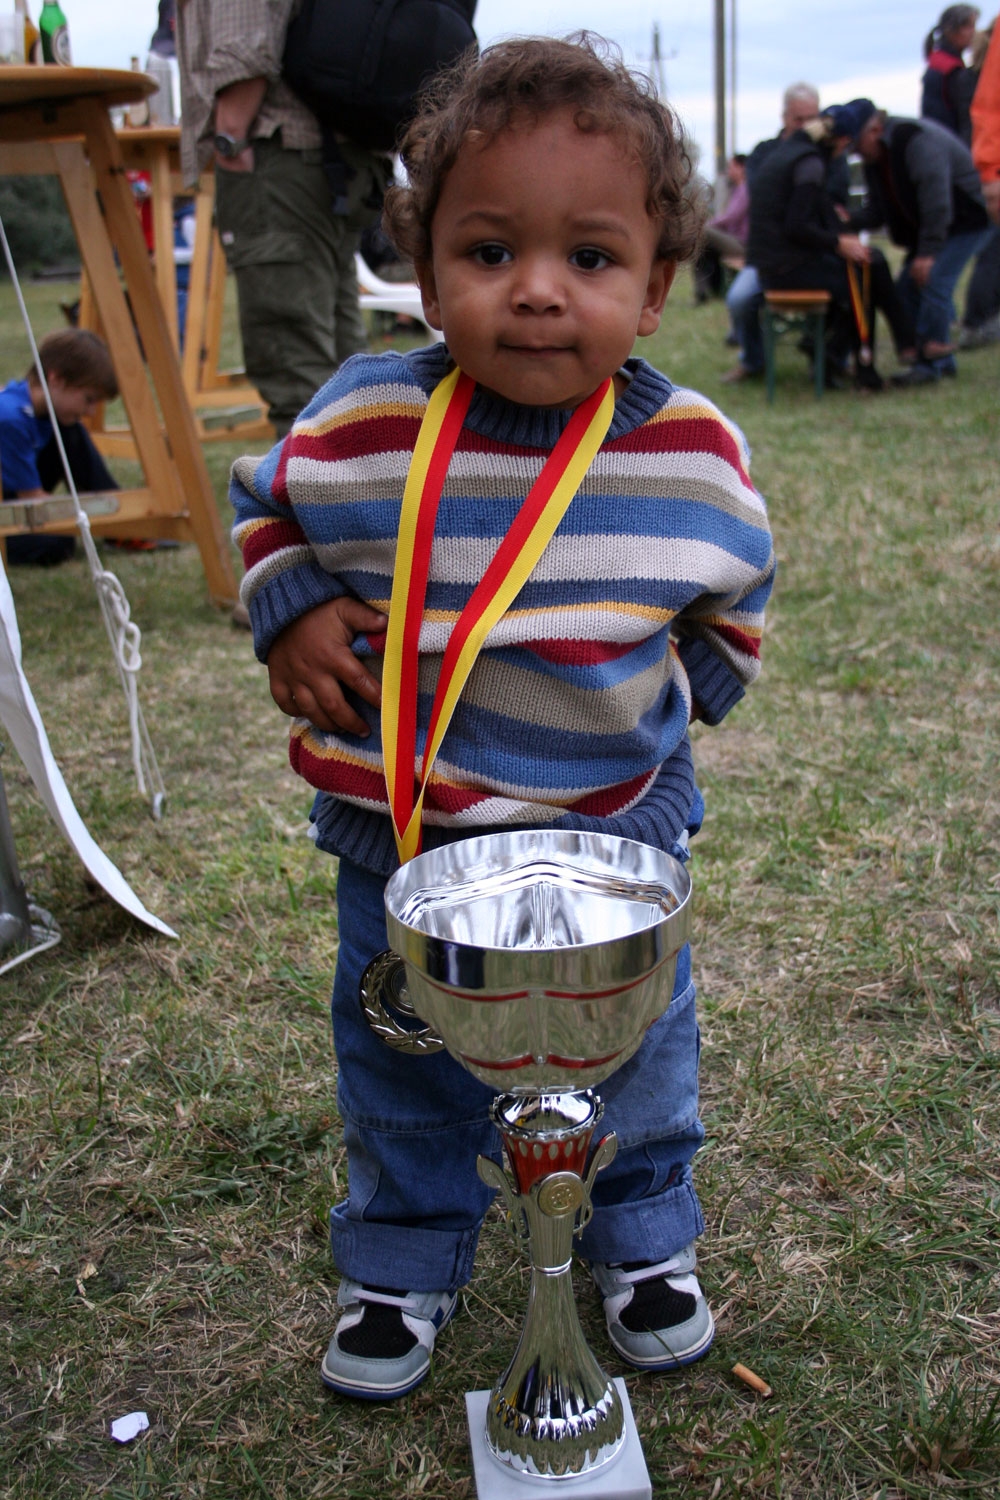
510,256,566,313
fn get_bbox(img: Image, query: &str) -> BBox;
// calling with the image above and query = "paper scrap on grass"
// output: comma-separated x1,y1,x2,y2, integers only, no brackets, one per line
110,1411,149,1444
0,566,176,938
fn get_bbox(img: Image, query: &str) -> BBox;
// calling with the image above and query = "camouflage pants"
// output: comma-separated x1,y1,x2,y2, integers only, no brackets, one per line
214,135,385,437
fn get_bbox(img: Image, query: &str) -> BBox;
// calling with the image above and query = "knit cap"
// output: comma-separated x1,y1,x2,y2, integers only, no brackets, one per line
823,98,877,142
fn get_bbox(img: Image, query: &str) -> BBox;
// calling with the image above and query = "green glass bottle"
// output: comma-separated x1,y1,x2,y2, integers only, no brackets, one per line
39,0,71,65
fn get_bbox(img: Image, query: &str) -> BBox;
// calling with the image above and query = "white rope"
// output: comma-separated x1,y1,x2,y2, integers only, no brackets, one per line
0,211,165,819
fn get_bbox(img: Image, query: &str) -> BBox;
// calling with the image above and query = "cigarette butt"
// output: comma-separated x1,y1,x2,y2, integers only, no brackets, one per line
732,1362,772,1397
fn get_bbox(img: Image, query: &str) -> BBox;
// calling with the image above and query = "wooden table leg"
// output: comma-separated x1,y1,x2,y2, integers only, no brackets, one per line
71,105,237,607
147,138,179,351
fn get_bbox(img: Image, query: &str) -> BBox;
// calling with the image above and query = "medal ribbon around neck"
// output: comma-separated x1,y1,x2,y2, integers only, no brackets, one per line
382,366,615,864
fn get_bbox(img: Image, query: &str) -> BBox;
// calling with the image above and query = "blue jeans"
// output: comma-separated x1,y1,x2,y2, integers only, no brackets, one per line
898,228,994,371
726,264,764,371
328,849,706,1293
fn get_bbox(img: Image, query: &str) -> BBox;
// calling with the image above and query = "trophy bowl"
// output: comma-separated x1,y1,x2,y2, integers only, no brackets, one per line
366,828,692,1092
360,830,692,1489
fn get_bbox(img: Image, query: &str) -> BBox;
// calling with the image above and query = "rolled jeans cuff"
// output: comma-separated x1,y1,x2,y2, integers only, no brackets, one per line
577,1167,705,1265
329,1205,483,1293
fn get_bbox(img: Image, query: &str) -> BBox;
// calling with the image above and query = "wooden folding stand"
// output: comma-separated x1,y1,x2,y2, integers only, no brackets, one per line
81,125,272,451
0,67,237,607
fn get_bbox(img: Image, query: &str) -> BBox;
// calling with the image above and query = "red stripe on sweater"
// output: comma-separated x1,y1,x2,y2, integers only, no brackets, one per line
422,781,491,814
618,415,754,488
289,743,389,804
273,440,292,505
526,637,638,665
241,517,309,570
291,413,424,463
713,622,761,659
565,769,655,817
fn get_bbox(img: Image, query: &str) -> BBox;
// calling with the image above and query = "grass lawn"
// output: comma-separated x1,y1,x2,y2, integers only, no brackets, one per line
1,266,999,1499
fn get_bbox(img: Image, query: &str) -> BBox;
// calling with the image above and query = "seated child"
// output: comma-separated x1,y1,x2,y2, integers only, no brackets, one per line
0,329,118,566
230,34,775,1401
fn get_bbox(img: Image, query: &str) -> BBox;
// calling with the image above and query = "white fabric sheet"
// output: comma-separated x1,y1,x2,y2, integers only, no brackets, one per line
0,566,177,939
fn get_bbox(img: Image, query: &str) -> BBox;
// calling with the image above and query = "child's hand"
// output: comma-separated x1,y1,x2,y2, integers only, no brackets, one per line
266,598,388,738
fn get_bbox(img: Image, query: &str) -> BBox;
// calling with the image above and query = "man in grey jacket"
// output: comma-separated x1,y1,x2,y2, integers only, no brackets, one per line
850,99,992,385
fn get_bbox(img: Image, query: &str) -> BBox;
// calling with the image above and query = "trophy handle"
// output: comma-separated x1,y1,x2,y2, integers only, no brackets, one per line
358,950,446,1055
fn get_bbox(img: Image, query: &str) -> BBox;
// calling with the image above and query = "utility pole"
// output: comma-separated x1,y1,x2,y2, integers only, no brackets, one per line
651,22,664,99
714,0,727,204
729,0,737,156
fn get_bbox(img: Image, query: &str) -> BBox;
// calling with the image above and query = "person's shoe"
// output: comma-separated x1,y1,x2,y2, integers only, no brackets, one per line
957,317,1000,349
719,363,760,384
590,1246,715,1371
724,330,740,346
854,363,884,393
320,1280,457,1399
919,339,956,362
891,362,940,388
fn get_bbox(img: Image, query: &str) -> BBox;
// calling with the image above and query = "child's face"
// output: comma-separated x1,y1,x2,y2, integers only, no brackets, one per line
46,374,103,427
417,110,675,409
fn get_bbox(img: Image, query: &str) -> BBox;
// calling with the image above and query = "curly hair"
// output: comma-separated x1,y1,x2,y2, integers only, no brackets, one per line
383,33,707,267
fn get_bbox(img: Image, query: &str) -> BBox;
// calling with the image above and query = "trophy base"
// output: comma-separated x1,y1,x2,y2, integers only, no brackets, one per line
465,1380,651,1499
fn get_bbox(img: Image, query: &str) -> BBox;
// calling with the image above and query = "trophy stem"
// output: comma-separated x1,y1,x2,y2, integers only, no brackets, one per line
479,1090,626,1480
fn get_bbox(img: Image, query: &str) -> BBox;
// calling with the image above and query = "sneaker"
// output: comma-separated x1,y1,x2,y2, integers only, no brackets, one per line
320,1280,457,1399
590,1245,715,1371
957,317,1000,350
891,362,940,388
919,339,956,362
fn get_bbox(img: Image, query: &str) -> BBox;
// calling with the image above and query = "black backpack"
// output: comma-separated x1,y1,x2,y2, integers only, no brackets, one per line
282,0,478,153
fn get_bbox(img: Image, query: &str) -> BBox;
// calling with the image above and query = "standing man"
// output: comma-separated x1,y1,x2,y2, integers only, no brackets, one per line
176,0,389,439
849,101,992,385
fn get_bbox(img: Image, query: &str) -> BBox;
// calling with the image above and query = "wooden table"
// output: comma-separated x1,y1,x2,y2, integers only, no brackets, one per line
0,67,237,606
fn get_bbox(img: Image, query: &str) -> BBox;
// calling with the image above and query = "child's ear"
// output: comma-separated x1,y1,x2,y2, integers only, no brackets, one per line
637,259,677,337
415,260,444,331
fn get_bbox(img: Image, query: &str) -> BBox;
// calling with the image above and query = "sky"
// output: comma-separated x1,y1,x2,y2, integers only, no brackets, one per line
66,0,944,167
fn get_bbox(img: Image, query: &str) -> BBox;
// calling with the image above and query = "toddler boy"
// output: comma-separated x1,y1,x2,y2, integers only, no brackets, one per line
231,34,775,1400
0,329,118,566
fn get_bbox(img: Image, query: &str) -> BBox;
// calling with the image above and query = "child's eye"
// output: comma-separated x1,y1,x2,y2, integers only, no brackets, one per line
472,243,512,267
570,247,612,271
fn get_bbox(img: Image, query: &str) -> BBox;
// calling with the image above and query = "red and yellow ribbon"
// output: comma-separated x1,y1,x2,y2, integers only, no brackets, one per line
846,260,872,365
382,367,615,863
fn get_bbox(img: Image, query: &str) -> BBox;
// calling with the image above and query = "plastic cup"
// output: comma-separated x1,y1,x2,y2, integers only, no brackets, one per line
0,13,25,63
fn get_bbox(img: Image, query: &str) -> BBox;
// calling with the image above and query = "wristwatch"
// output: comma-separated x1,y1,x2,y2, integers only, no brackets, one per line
213,131,250,160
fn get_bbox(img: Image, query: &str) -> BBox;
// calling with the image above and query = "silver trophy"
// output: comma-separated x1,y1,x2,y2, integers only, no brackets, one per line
360,829,692,1494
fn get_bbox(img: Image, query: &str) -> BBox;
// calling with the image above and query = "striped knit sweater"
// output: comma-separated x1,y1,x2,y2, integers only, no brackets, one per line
231,344,775,875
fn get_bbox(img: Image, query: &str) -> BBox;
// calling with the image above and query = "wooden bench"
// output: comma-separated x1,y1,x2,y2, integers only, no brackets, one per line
762,290,832,403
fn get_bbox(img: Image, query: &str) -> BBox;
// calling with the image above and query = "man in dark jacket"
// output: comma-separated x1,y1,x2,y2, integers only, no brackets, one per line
851,101,992,383
745,108,915,388
723,82,851,383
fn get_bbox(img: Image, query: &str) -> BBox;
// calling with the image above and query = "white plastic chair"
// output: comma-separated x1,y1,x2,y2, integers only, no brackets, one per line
355,253,444,342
